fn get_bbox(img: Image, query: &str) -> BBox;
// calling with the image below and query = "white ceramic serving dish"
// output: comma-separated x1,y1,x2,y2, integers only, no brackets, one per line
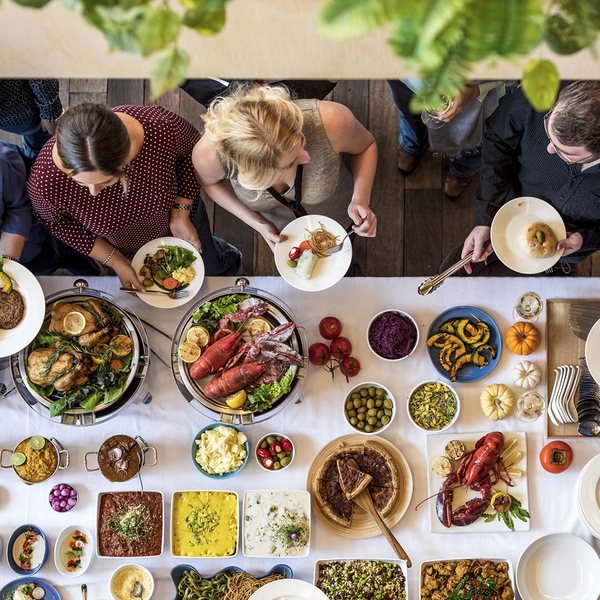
170,490,239,559
343,381,396,436
96,491,164,559
366,309,419,362
110,563,154,600
254,432,295,472
243,490,311,558
54,525,94,578
248,579,328,600
406,381,460,433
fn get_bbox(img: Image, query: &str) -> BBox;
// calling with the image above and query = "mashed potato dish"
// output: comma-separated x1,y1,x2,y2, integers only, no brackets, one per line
195,426,248,475
173,266,196,285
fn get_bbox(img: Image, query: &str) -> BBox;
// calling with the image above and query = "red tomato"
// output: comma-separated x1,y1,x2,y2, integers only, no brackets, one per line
340,356,361,378
162,277,179,290
319,316,343,340
288,247,302,261
110,358,124,371
540,441,573,474
330,336,352,359
308,343,331,366
299,240,312,252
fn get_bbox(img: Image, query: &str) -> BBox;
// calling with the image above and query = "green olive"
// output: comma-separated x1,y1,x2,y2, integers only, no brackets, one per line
351,392,360,400
384,408,393,417
368,416,378,425
381,415,390,425
377,410,384,419
277,452,286,459
357,421,365,430
348,409,357,418
364,425,374,433
273,462,281,470
376,388,386,397
368,408,377,417
361,398,367,406
346,401,354,411
360,389,369,398
287,259,297,268
266,436,275,444
280,457,291,467
357,413,366,421
353,398,362,409
384,399,393,409
368,386,376,397
358,406,367,414
367,399,375,409
142,278,154,288
375,420,382,428
350,417,358,426
375,399,383,408
276,436,282,441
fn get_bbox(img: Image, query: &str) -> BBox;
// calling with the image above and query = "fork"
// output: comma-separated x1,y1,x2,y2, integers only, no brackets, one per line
324,219,364,256
120,287,189,300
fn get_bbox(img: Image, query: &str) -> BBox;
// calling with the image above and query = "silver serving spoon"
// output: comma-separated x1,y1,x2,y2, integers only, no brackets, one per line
81,584,87,600
131,581,144,598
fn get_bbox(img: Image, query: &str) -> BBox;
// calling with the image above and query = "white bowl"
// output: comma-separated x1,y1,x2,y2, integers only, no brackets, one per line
406,381,460,433
255,432,295,472
54,525,93,578
343,382,396,435
110,563,154,600
366,309,419,362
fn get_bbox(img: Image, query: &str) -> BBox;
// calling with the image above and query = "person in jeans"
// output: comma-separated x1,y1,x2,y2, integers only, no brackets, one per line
0,79,63,161
443,80,600,275
28,102,240,290
387,79,505,197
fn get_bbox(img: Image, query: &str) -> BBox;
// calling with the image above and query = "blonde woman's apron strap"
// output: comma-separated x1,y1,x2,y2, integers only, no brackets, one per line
266,164,307,219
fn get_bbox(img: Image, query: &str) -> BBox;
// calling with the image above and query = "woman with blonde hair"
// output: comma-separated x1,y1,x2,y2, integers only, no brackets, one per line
192,84,378,250
28,101,240,289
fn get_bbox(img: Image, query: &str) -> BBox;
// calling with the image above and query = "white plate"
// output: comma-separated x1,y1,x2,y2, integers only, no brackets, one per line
54,525,93,577
249,579,328,600
585,320,600,386
426,431,529,533
130,237,204,309
0,261,45,358
575,463,600,539
490,197,566,274
577,454,600,537
274,215,351,292
516,533,600,600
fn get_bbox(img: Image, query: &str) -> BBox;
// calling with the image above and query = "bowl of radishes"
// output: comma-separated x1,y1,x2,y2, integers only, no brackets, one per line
255,433,294,472
49,483,78,512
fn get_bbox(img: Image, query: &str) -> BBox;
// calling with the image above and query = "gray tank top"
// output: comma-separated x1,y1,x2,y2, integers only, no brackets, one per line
218,98,354,231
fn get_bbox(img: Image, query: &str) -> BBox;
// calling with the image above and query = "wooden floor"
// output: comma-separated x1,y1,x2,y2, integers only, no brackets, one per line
2,78,599,277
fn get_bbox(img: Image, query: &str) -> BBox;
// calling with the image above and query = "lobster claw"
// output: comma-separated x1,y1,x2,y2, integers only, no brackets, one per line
451,498,490,527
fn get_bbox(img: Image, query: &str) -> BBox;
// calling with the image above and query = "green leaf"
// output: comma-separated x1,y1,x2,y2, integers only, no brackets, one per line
11,0,52,7
150,46,190,99
182,0,227,35
137,7,181,56
544,13,589,55
320,0,396,39
522,58,560,111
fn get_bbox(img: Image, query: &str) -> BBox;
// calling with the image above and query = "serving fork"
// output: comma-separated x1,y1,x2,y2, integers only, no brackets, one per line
120,287,189,300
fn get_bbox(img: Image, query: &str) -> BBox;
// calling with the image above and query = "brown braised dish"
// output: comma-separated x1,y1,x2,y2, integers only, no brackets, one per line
97,491,163,557
98,435,143,482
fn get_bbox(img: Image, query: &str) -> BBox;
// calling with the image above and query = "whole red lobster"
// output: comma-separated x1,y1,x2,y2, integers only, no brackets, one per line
437,431,512,528
189,330,243,380
204,361,269,398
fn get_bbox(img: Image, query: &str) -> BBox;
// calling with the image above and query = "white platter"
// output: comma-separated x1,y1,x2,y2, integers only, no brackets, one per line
575,453,600,539
54,525,93,578
0,261,45,358
130,237,204,309
585,320,600,386
274,215,351,292
425,431,529,533
249,579,328,600
419,558,515,600
490,197,566,274
516,533,600,600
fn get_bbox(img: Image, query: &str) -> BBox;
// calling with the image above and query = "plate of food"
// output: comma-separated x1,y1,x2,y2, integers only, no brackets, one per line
420,558,515,600
424,431,530,533
490,196,566,274
170,564,292,600
307,435,413,538
274,215,351,292
0,258,45,358
54,525,93,577
248,580,328,600
7,525,48,576
426,306,501,383
131,237,204,308
0,578,61,600
314,558,407,600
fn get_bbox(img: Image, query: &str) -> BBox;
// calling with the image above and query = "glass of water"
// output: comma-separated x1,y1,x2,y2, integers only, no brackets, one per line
516,391,545,422
421,94,453,129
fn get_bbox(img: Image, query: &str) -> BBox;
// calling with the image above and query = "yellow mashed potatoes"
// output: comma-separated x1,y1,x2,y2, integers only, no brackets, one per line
171,491,238,558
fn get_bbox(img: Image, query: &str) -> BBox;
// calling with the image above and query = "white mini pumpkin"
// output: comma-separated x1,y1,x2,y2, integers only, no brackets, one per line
480,383,515,421
512,361,541,389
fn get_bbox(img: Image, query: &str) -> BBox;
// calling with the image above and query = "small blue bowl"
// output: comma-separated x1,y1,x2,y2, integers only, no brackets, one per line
1,577,61,600
191,423,249,479
170,564,293,600
7,524,49,576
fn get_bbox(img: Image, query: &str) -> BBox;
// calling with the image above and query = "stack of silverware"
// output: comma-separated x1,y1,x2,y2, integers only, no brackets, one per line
568,301,600,341
577,358,600,437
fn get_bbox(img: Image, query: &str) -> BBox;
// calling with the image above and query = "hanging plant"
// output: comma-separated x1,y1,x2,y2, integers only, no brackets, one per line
320,0,600,111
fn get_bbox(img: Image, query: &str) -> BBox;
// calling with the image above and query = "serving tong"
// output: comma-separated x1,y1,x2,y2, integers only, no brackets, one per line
418,252,474,296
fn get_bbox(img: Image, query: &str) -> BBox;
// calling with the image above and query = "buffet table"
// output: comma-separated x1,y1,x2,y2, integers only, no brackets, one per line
1,276,599,600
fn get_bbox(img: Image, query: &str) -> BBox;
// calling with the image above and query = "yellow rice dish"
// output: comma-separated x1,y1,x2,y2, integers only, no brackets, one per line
171,491,238,558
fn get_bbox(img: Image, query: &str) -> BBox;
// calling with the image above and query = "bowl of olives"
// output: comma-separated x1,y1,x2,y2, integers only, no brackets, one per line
343,382,395,435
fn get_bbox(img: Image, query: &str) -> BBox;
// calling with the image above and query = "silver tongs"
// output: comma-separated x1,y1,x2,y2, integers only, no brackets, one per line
418,252,474,296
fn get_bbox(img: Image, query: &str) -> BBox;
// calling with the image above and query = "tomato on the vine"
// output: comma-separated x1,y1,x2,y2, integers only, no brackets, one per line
308,343,331,366
340,356,361,378
540,441,573,474
319,316,342,340
330,337,352,359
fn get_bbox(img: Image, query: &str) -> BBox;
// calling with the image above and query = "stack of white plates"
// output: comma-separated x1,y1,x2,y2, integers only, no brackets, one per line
575,453,600,539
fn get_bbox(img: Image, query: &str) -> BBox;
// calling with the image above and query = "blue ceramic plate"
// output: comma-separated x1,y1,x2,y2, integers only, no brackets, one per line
0,577,61,600
191,423,249,479
7,524,49,576
170,564,293,600
426,306,502,383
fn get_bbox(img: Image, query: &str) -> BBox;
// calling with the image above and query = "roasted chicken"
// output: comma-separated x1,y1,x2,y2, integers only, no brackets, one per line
28,348,94,391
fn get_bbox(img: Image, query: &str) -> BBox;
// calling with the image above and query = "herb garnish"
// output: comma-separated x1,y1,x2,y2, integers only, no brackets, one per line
483,493,530,531
108,504,150,542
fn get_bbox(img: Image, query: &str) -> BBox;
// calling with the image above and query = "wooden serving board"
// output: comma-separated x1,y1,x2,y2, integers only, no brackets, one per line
547,299,592,439
306,434,413,539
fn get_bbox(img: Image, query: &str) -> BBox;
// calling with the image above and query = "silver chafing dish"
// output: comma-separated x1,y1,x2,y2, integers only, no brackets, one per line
11,279,151,426
171,277,307,424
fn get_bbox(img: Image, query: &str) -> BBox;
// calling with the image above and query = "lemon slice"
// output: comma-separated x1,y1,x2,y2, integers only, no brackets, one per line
179,341,201,363
29,435,46,451
10,452,26,466
63,311,86,335
246,318,272,338
92,343,110,365
226,390,247,409
110,335,133,357
187,326,210,348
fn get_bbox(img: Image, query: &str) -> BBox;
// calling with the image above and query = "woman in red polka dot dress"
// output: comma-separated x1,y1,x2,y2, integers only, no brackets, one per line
28,102,240,289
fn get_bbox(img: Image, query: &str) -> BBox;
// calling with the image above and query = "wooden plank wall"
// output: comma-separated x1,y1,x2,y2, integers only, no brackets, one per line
1,79,597,277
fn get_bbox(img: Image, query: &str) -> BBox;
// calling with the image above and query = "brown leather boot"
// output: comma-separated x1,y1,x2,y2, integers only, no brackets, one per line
397,145,423,173
445,172,474,198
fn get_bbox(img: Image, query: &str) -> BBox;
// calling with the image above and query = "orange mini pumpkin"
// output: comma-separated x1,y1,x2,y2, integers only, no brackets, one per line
506,322,540,355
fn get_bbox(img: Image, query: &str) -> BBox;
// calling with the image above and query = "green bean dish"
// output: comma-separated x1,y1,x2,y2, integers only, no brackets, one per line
177,569,235,600
409,381,458,430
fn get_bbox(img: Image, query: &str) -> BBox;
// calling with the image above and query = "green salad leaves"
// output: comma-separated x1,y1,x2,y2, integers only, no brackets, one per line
243,367,294,413
191,293,249,334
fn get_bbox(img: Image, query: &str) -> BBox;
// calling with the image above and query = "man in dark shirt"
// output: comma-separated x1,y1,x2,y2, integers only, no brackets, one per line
0,79,63,160
447,80,600,274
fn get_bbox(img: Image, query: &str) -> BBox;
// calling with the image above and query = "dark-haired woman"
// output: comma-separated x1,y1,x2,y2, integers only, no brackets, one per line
28,102,240,290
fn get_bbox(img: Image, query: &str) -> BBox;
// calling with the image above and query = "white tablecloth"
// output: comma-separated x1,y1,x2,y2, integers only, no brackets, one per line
1,276,599,600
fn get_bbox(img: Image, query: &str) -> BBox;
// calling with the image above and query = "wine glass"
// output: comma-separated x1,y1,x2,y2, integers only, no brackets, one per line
421,94,453,129
516,391,545,422
513,291,543,323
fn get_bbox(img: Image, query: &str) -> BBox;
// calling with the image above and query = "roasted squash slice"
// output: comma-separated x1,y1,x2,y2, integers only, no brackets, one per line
0,272,12,294
450,352,472,381
472,350,490,368
456,319,484,344
476,343,496,358
439,320,456,334
439,343,456,371
471,322,491,348
427,333,467,354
